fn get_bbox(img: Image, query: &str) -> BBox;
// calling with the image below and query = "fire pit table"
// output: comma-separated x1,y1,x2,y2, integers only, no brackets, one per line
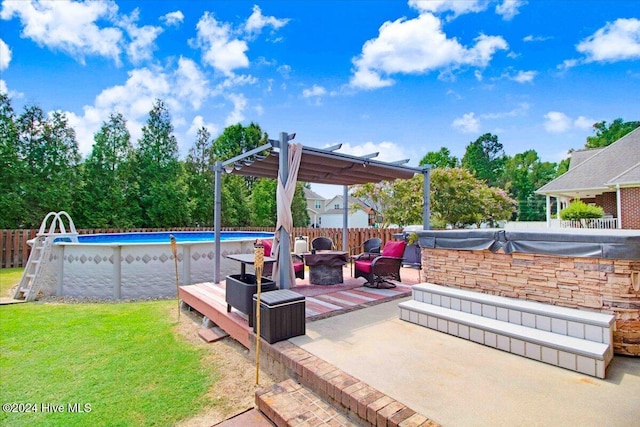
303,250,348,285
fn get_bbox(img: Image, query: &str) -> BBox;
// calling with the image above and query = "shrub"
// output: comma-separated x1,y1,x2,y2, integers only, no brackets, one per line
560,200,604,220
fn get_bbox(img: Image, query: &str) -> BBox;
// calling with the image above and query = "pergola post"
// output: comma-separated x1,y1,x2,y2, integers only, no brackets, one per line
213,161,223,284
278,132,292,289
342,185,349,251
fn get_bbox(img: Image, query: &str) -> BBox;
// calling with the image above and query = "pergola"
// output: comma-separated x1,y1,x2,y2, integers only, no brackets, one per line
212,132,431,288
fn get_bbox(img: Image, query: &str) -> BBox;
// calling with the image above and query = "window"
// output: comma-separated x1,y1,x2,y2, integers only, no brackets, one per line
334,204,340,209
314,201,322,209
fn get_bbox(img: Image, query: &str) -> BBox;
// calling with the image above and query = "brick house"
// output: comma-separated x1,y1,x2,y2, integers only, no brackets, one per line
536,127,640,229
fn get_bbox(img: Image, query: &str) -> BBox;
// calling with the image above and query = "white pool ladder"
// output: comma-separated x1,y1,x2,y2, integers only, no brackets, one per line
13,211,78,301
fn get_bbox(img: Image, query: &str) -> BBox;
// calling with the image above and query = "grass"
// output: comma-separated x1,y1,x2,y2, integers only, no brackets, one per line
0,269,217,427
0,268,23,297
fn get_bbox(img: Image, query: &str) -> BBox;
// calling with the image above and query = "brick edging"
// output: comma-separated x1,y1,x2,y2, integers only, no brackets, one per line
252,338,439,426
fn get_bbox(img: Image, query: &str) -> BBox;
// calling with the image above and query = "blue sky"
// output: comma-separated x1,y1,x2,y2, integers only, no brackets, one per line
1,0,639,198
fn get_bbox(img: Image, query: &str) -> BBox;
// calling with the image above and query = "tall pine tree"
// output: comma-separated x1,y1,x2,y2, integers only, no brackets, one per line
135,99,190,227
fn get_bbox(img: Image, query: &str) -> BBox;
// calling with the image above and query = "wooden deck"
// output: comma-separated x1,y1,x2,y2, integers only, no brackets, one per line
178,266,420,348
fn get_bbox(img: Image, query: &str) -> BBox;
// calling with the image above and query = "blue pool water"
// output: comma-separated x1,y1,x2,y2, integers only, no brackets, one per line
62,231,274,245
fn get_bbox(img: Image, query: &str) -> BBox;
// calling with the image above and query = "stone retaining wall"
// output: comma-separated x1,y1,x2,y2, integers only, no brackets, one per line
421,248,640,356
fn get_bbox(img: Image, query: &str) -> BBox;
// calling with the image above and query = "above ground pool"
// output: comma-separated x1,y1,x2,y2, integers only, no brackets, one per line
38,231,275,300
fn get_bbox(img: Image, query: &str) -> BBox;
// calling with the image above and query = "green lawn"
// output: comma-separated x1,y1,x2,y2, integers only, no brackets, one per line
0,269,217,427
0,268,23,297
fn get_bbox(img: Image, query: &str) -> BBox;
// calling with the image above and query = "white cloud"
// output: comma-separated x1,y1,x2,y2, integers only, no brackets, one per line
161,11,184,27
574,115,595,130
408,0,488,17
523,34,551,42
452,112,480,133
302,84,327,98
0,38,11,70
64,60,213,156
0,0,123,65
495,0,526,21
577,18,640,62
509,70,537,83
187,115,218,137
480,103,529,120
244,5,289,39
192,12,249,76
350,13,507,89
119,8,163,64
558,58,579,70
175,57,210,109
335,141,408,163
0,80,7,94
544,112,596,134
225,93,247,125
543,111,571,133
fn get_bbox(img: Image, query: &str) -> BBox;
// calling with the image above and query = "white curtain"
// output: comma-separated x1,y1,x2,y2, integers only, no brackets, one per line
272,143,303,287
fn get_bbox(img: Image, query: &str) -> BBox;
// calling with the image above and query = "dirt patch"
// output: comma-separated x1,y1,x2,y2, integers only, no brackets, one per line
171,305,278,427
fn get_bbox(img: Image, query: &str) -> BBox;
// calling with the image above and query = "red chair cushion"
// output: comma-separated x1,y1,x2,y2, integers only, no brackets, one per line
262,239,273,257
354,260,373,273
293,262,304,273
382,241,406,258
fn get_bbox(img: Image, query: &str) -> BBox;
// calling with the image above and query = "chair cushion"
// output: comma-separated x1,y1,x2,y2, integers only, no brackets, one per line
293,261,304,273
354,260,373,273
382,241,406,258
262,239,273,257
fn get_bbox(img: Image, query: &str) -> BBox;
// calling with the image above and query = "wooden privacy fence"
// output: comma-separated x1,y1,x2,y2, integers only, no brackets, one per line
1,227,404,269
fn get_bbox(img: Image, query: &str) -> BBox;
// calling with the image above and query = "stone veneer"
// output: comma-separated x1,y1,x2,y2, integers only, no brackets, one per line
421,248,640,356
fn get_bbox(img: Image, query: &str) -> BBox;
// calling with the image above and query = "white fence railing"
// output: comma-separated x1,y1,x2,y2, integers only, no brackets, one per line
550,218,619,229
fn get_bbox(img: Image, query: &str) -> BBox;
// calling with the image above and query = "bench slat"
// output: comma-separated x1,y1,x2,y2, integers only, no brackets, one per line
413,283,615,327
400,300,609,360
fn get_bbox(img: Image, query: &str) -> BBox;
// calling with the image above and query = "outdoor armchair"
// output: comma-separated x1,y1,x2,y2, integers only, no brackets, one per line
262,239,305,280
349,237,382,276
311,236,334,251
354,240,406,288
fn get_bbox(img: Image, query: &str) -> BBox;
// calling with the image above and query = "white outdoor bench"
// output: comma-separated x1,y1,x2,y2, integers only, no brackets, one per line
399,283,616,378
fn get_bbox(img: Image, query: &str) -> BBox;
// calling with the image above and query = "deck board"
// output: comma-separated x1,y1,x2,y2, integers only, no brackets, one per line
179,266,418,348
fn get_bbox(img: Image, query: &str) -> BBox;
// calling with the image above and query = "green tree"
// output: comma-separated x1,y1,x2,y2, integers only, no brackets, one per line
352,169,515,228
351,181,395,227
431,168,515,228
213,123,270,226
135,99,190,227
502,150,557,221
0,93,24,228
461,133,506,187
185,127,214,227
212,122,268,163
77,112,141,228
419,147,459,168
292,182,310,227
251,178,278,226
385,175,424,226
221,175,251,227
16,106,81,227
586,118,640,148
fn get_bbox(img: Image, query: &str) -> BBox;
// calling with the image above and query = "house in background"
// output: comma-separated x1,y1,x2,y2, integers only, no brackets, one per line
536,127,640,229
303,188,325,228
303,188,376,228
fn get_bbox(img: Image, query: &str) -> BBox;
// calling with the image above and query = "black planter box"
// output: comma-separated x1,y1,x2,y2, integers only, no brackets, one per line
253,289,305,344
225,274,276,326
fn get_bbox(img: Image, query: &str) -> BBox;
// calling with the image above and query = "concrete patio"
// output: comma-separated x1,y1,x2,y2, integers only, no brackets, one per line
290,297,640,427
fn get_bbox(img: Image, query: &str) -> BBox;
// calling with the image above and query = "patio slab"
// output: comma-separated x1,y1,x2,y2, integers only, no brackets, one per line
290,297,640,427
